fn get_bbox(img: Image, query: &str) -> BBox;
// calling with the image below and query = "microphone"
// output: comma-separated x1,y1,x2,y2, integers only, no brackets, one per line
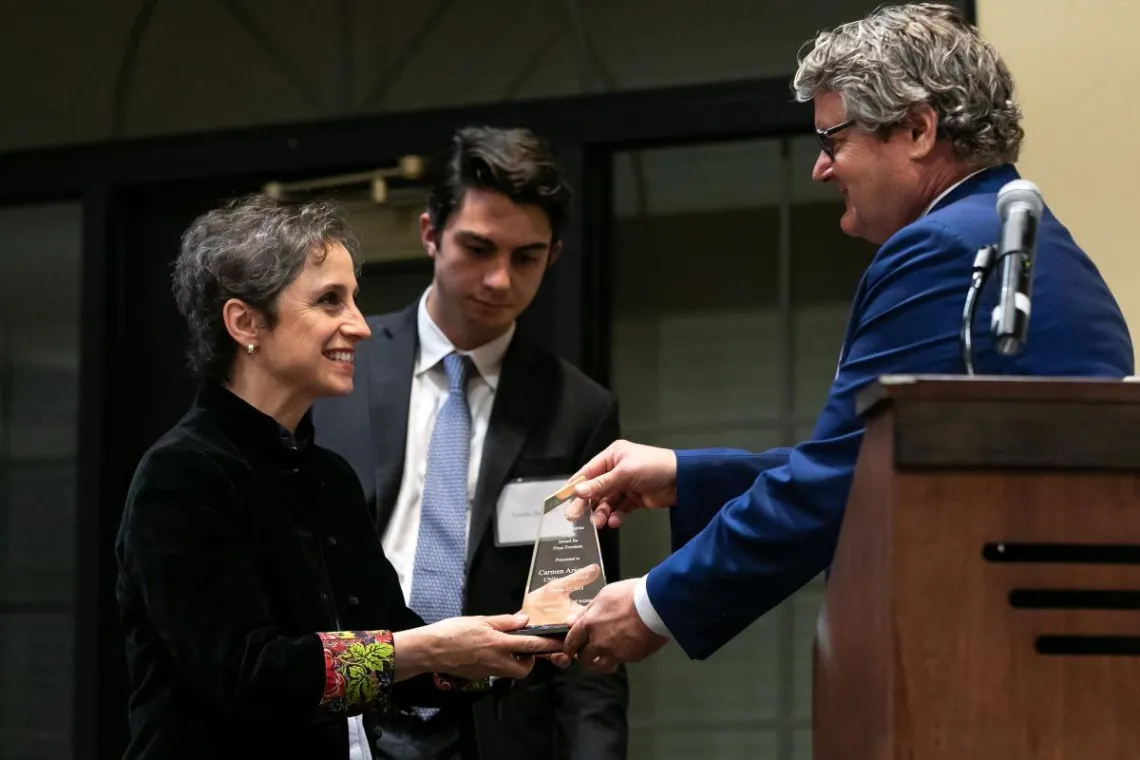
990,179,1044,357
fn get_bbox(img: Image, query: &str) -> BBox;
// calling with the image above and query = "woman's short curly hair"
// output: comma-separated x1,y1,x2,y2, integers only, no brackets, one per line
172,194,360,381
792,2,1024,166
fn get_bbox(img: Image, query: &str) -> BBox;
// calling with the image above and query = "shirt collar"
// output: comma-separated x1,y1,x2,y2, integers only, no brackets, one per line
921,168,988,217
195,382,313,464
415,288,515,391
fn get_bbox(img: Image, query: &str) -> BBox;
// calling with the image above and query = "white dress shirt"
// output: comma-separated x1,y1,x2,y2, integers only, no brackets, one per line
632,166,993,640
382,288,514,602
920,168,987,218
348,289,514,760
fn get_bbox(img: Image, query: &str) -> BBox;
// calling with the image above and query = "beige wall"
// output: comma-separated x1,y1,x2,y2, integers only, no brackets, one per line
978,0,1140,361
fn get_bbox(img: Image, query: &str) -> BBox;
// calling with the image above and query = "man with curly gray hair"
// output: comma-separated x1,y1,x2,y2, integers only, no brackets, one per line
558,3,1135,679
791,2,1025,243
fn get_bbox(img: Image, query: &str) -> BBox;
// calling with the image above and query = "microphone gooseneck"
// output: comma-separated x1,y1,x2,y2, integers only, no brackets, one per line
991,180,1044,358
960,179,1044,375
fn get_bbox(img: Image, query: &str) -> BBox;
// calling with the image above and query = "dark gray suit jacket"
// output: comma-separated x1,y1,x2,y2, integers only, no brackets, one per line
312,304,629,760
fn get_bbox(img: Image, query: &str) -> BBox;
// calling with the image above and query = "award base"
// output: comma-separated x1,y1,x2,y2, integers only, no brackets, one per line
507,623,570,639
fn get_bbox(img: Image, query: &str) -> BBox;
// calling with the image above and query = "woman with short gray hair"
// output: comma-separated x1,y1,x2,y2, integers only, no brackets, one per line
172,195,361,382
115,194,561,760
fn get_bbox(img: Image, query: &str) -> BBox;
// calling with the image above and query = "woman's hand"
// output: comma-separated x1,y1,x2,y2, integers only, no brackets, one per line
393,613,561,681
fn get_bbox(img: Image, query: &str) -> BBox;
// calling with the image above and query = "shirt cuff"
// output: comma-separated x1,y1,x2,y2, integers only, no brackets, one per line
634,575,672,639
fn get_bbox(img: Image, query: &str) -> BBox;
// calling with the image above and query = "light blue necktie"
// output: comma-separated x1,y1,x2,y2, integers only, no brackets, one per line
408,352,472,627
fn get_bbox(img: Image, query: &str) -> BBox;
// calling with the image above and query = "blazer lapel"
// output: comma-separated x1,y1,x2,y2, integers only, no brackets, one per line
468,338,545,564
368,305,417,534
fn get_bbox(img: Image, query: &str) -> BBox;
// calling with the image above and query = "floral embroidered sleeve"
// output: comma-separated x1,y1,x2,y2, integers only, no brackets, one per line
316,630,495,716
316,630,395,717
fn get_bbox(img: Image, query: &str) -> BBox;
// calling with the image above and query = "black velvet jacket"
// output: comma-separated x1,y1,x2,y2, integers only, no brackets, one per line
114,384,484,759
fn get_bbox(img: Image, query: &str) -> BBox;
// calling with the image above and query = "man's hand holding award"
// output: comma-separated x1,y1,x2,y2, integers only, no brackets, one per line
545,442,676,672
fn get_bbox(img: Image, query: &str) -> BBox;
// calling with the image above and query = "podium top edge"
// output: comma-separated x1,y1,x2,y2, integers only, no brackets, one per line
856,374,1140,417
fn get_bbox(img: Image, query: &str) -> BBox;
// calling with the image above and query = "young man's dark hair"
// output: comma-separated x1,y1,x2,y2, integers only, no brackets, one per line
426,125,573,245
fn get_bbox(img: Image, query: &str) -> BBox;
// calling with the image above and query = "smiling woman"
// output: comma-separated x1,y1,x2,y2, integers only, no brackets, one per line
114,194,563,760
172,197,373,427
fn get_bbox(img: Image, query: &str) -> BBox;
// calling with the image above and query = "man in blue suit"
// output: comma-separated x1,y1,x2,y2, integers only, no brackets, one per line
558,2,1134,672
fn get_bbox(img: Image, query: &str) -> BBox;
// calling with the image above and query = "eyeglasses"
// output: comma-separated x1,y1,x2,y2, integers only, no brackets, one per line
816,119,855,160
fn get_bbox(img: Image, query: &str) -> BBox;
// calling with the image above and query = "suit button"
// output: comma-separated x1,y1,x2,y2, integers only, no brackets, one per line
348,595,360,606
326,536,338,546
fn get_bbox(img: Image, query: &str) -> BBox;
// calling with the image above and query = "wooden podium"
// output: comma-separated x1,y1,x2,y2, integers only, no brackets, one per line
813,375,1140,760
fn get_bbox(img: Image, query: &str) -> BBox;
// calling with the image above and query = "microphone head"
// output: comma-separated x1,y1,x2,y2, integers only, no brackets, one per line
997,179,1044,221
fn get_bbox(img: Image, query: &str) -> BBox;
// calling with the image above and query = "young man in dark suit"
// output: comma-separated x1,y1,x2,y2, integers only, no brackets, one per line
312,126,628,760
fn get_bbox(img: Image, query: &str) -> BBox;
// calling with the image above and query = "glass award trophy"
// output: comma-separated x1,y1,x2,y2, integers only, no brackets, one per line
512,477,607,637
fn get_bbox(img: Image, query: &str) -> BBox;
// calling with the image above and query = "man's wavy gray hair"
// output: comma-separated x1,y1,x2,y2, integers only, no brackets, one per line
792,2,1024,166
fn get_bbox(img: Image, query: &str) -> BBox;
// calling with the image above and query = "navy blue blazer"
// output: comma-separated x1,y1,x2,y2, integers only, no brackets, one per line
645,164,1134,660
